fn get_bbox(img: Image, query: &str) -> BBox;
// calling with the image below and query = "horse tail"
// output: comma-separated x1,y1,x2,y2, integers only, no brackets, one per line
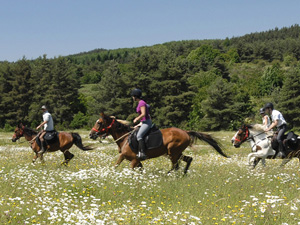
187,131,229,158
71,133,93,151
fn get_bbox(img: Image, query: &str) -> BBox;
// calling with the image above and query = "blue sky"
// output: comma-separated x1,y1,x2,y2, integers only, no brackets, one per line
1,0,299,62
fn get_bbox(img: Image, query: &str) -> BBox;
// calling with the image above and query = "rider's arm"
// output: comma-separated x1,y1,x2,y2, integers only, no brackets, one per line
36,120,47,130
133,106,146,124
265,120,278,132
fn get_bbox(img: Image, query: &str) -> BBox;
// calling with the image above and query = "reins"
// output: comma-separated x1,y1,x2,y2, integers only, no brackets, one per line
114,131,133,143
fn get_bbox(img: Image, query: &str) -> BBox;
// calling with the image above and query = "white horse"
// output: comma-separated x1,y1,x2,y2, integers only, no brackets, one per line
232,124,291,168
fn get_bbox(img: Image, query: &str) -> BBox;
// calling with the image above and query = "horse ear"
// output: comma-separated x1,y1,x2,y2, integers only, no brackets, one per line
18,122,23,128
100,112,105,118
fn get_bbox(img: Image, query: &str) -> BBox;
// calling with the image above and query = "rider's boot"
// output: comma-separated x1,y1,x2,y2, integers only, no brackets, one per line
137,139,147,160
38,141,47,155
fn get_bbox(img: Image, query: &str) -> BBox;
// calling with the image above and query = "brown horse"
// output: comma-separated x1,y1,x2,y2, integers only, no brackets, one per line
12,123,93,164
89,113,229,174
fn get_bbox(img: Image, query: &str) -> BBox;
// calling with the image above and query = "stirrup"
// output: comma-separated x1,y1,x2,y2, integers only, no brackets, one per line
38,148,46,155
137,152,147,160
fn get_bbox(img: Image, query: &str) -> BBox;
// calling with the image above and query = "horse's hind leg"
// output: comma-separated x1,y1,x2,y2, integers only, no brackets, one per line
182,155,193,174
280,158,292,167
62,150,74,165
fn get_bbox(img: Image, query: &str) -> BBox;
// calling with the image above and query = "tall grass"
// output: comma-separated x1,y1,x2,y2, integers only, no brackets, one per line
0,131,300,224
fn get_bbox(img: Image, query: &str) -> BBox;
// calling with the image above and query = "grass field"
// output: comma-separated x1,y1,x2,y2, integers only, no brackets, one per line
0,130,300,225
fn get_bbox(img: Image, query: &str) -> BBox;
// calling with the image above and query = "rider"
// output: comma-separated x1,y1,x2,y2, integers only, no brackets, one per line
131,88,152,160
36,105,54,155
260,107,271,127
264,102,287,157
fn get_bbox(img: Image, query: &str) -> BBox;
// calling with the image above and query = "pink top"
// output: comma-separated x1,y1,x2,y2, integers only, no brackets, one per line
136,100,151,122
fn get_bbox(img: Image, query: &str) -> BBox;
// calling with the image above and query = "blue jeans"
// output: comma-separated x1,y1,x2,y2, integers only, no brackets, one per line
137,119,152,141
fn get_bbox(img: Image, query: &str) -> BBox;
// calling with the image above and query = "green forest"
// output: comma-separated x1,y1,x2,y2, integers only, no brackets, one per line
1,25,300,131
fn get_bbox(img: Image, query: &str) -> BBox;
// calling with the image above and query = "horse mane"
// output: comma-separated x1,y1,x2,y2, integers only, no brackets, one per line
109,116,133,132
24,126,38,136
248,124,265,132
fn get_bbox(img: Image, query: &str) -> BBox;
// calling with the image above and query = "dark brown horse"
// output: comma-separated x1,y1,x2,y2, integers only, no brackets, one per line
12,123,93,164
89,113,229,174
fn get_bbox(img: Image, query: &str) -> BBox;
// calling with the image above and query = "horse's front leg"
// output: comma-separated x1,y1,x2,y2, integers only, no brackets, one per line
115,154,125,168
130,159,143,170
32,153,38,164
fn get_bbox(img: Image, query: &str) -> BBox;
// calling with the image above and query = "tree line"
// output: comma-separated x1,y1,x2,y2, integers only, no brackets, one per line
1,25,300,131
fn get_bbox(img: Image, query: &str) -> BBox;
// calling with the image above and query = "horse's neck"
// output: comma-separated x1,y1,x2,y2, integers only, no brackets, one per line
110,130,131,146
24,130,37,141
249,128,267,142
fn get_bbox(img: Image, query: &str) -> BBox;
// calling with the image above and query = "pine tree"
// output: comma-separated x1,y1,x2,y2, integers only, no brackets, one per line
0,62,13,127
28,55,53,126
2,58,32,125
278,64,300,127
48,57,81,126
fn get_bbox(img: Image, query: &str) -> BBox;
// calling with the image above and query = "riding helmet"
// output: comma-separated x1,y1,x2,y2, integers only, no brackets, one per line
265,102,274,110
131,89,142,98
259,107,265,114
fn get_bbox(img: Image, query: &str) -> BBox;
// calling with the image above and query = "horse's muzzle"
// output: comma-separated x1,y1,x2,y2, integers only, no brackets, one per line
233,143,241,148
89,133,98,140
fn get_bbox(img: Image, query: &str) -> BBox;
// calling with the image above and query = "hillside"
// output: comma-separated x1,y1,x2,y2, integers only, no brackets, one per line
1,24,300,130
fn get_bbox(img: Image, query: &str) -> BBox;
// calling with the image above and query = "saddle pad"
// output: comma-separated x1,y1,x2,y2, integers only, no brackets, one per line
128,125,163,153
44,131,58,141
35,131,59,148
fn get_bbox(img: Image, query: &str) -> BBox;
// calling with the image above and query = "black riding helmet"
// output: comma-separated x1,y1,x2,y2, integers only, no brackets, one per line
259,107,265,114
131,88,142,98
265,102,274,110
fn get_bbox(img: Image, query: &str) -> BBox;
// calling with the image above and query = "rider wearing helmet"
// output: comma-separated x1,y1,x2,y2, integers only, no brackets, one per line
131,88,152,160
264,103,287,157
260,107,271,127
36,105,54,156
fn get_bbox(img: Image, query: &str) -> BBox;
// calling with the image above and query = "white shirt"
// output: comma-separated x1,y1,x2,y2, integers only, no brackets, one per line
262,115,271,127
43,111,54,131
271,109,286,127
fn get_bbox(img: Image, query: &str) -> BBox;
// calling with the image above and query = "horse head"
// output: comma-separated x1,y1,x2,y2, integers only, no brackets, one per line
12,123,25,142
232,125,250,148
89,112,115,140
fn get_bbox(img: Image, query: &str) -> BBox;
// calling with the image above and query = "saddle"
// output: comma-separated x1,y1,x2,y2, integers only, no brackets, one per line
36,130,59,149
284,131,299,151
271,131,299,152
128,124,163,153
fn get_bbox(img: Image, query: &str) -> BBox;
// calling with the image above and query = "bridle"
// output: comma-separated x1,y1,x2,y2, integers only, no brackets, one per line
92,119,115,135
13,126,24,140
234,126,249,144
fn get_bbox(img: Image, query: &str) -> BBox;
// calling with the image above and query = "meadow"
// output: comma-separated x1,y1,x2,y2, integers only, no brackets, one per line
0,130,300,225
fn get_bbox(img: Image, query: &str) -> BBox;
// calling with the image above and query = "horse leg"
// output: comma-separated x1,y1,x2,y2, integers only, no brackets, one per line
167,153,182,174
115,154,125,168
182,155,193,174
130,159,143,170
62,150,74,165
167,161,180,174
248,153,261,169
253,158,261,169
261,158,266,167
247,153,256,167
280,158,292,167
32,153,38,164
